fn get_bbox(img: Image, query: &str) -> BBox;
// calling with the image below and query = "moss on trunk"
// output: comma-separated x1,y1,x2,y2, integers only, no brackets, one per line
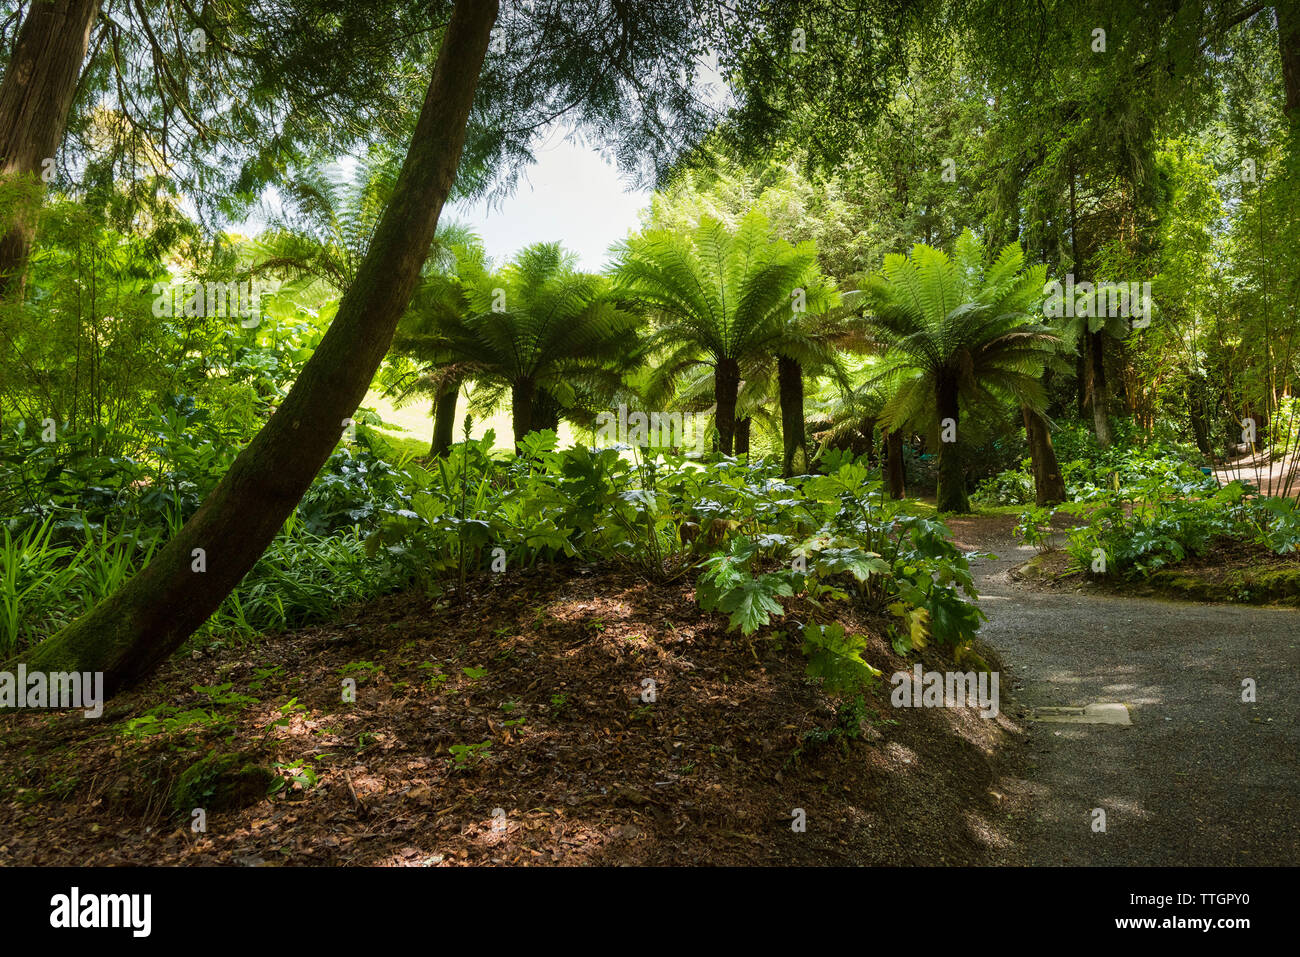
1023,404,1066,505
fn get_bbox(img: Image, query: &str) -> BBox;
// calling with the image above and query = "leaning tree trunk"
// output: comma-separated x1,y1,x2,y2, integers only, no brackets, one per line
429,377,461,458
9,0,499,700
714,356,740,455
1089,330,1114,448
935,376,969,512
884,428,905,499
1023,405,1066,506
0,0,99,298
777,354,806,476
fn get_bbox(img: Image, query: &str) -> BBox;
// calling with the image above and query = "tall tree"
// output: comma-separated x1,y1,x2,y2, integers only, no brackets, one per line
0,0,99,295
12,0,500,695
863,230,1058,512
399,242,642,449
12,0,769,699
1278,0,1300,121
616,212,820,455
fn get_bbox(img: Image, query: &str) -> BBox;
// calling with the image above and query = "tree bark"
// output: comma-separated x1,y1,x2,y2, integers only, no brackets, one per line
885,428,905,499
0,0,99,298
1075,340,1088,418
714,356,740,455
10,0,499,699
777,354,806,476
735,416,751,457
1189,404,1211,456
1089,330,1113,448
511,376,535,448
935,376,969,512
533,388,560,436
1279,0,1300,122
429,377,460,458
1023,404,1066,505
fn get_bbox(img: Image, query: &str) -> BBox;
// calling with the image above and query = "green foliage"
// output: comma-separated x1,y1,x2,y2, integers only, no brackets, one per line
614,210,837,458
857,229,1063,512
448,741,492,767
339,661,383,685
0,420,410,655
1013,506,1055,553
973,468,1036,506
191,682,260,709
983,422,1213,513
1062,479,1300,580
265,697,308,732
800,621,882,695
122,706,236,740
697,538,796,635
617,212,824,369
268,760,321,797
861,230,1059,432
395,242,643,442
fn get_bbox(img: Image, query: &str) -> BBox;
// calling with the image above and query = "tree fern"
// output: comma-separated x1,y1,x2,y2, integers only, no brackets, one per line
861,229,1062,512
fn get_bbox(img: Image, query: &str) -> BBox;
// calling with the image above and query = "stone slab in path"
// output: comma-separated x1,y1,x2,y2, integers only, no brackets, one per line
1027,703,1132,725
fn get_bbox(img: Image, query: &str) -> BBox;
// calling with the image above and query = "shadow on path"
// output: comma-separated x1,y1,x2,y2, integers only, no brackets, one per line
962,524,1300,866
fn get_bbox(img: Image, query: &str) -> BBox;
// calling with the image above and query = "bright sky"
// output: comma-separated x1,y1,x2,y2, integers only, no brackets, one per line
239,52,728,272
236,131,653,275
446,128,653,273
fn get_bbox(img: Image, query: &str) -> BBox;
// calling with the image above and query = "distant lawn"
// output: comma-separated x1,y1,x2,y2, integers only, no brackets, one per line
362,389,581,455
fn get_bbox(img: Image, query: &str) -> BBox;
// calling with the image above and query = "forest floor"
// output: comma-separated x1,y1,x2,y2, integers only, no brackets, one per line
6,513,1295,866
947,513,1300,865
0,563,1020,866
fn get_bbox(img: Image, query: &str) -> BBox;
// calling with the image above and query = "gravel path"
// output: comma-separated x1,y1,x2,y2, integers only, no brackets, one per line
962,527,1300,866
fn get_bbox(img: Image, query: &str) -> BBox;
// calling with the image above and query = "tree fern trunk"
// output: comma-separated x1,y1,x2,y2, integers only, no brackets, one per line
1090,330,1113,448
8,0,499,700
511,376,535,449
429,378,460,458
735,416,751,456
533,389,561,436
714,357,740,454
1076,348,1088,418
935,376,969,512
777,354,805,476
